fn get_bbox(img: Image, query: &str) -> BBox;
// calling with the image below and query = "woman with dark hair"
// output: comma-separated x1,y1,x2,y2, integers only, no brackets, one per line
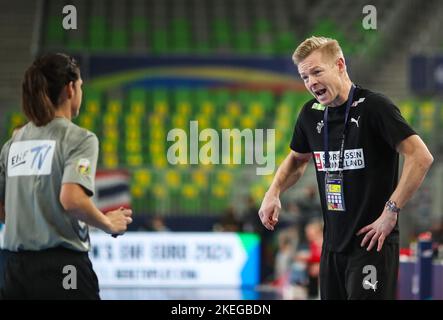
0,53,132,299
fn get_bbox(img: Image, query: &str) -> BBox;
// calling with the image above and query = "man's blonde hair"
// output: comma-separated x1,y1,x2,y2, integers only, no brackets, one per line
292,36,344,65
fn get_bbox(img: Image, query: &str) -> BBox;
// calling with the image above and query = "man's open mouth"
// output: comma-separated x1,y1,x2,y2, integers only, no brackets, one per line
314,89,327,98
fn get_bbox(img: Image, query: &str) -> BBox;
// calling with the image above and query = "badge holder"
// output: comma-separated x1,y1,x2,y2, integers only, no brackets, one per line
325,171,346,212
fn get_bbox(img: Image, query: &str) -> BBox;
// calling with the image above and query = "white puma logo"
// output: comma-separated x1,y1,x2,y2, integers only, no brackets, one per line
351,116,360,127
352,97,365,107
364,280,378,291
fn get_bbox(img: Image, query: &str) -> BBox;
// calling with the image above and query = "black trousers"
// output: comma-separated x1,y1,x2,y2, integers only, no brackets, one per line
319,240,399,300
0,247,100,300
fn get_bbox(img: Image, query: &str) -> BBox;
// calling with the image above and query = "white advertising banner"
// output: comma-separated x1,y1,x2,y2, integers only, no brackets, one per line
89,232,260,288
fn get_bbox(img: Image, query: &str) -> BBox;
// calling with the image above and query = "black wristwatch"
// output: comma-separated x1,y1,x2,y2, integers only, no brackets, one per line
385,200,401,214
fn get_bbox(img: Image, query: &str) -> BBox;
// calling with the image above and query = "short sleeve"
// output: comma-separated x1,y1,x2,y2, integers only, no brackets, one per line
368,94,416,150
0,140,11,203
290,106,311,153
62,133,99,196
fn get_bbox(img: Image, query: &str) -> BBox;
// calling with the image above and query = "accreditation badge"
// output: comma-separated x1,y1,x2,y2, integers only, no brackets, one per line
325,172,346,211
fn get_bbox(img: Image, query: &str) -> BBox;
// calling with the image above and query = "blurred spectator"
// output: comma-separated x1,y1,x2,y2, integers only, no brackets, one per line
289,185,322,247
291,218,323,299
241,195,281,284
242,195,262,233
151,215,170,232
275,232,296,279
431,221,443,244
304,219,323,299
429,221,443,259
138,215,170,232
213,206,242,232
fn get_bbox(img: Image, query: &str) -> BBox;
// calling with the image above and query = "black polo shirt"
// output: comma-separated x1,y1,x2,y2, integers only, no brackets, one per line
290,86,416,252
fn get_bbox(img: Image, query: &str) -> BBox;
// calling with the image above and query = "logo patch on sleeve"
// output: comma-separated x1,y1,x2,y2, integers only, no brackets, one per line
77,158,91,176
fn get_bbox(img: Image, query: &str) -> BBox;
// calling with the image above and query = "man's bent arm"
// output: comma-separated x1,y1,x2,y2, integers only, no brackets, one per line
259,151,311,230
389,135,433,208
267,151,311,197
358,134,433,251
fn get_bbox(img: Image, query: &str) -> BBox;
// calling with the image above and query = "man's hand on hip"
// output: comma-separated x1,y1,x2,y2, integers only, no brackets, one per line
356,209,397,252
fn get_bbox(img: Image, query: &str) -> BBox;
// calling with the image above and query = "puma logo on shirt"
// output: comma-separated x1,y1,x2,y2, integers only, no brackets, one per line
364,280,378,291
352,97,366,107
351,116,360,128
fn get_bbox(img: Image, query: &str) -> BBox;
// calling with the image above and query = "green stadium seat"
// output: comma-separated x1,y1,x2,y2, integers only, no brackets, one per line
171,18,191,53
89,16,107,51
213,89,231,108
233,31,253,54
110,28,128,51
194,88,211,107
275,31,297,55
195,42,211,54
213,19,231,48
131,17,148,35
46,16,64,46
152,30,169,54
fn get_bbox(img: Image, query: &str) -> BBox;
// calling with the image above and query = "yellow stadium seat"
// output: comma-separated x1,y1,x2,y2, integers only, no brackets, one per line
182,184,198,199
102,140,117,153
126,128,141,140
227,102,241,118
191,170,208,189
201,101,215,117
131,102,145,115
126,140,141,153
103,153,119,169
152,130,165,141
131,184,145,199
125,115,139,127
134,169,152,187
177,102,191,116
152,158,166,168
218,115,232,128
86,101,100,115
216,170,233,185
196,115,210,128
250,102,264,119
240,116,255,128
108,101,122,114
154,101,168,116
172,115,187,128
127,154,143,167
165,170,181,189
152,184,167,200
103,114,118,127
149,115,163,126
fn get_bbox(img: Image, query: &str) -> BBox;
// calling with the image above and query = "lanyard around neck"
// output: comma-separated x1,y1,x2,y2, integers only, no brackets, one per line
323,84,355,170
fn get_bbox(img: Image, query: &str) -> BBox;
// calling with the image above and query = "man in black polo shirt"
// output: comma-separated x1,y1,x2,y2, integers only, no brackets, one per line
258,36,434,299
